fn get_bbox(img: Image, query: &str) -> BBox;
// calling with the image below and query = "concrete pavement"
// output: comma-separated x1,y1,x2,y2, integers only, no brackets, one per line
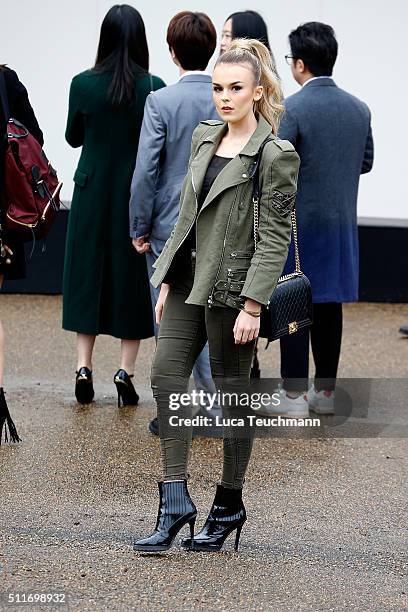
0,296,407,611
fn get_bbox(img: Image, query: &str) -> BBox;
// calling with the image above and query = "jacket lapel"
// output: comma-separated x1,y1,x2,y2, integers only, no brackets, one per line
190,139,220,199
198,155,247,213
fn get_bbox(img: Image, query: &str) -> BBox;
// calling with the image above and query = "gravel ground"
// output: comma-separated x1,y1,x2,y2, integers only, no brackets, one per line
0,296,407,611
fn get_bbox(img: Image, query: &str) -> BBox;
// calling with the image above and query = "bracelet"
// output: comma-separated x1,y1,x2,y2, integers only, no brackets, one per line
241,306,261,318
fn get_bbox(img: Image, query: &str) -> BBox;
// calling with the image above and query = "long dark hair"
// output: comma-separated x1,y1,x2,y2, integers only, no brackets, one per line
227,11,270,50
226,11,279,77
94,4,149,106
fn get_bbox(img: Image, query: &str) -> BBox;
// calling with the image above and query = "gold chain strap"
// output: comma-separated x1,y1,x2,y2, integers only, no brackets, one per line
253,197,301,275
253,196,259,249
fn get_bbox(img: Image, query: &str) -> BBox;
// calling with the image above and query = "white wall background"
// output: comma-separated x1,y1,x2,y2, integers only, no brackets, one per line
1,0,406,221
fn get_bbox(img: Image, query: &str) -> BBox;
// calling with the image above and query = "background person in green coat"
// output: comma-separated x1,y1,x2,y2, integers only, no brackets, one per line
63,5,165,407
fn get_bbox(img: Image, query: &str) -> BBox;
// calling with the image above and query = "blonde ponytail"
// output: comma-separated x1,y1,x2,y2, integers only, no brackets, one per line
215,38,284,134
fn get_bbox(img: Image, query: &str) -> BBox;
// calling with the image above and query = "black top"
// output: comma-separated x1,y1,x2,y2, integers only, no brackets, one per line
186,154,232,250
198,155,232,211
164,154,232,283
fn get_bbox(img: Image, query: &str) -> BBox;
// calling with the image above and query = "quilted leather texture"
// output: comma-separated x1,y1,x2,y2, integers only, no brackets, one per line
259,273,313,341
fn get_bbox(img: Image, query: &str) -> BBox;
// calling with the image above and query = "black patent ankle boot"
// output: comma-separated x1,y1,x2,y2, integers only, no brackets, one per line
180,484,246,552
133,480,197,553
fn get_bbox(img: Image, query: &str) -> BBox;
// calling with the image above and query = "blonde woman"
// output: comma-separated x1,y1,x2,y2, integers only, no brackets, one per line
133,39,300,553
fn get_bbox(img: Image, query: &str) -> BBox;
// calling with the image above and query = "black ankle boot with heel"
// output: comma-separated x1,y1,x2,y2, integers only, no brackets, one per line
133,480,197,553
114,369,139,407
75,367,94,405
0,388,21,444
180,484,246,552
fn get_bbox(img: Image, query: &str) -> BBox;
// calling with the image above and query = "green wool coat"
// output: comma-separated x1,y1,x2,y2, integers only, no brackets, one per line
63,69,165,339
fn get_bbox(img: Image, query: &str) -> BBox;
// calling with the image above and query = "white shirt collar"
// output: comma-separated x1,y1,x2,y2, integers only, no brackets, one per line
302,75,332,87
178,70,211,82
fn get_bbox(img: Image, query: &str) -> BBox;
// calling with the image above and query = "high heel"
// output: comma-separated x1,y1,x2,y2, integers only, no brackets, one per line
180,484,246,552
189,515,196,541
114,369,139,407
75,367,94,405
0,388,21,444
234,524,243,551
133,480,197,553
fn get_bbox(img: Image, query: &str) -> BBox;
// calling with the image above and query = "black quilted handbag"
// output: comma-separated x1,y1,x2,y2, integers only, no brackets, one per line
252,138,313,343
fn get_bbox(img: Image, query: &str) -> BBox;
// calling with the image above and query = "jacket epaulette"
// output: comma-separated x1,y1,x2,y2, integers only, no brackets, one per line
273,138,295,152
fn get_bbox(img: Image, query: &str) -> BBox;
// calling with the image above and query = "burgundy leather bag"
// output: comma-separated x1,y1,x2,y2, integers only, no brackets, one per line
0,72,62,240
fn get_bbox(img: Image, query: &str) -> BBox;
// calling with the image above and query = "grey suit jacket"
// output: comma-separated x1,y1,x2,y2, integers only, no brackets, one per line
129,74,218,251
278,77,373,303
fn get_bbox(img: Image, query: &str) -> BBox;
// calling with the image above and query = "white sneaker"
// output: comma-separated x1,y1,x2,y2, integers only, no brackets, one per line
307,385,335,414
258,388,309,419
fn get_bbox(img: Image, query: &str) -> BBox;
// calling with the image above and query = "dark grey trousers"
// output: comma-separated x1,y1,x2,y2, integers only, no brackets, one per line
151,265,256,489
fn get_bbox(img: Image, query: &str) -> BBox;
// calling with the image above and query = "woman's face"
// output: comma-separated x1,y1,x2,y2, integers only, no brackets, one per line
220,18,233,54
212,62,263,124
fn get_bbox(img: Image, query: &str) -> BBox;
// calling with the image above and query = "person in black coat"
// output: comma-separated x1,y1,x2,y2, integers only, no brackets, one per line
0,65,43,444
0,67,43,143
0,65,43,280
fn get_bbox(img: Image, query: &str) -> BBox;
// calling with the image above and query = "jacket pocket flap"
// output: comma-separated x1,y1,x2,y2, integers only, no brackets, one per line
73,168,88,187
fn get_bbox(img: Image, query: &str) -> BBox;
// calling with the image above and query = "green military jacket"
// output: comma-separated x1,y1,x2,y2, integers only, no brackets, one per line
151,114,300,308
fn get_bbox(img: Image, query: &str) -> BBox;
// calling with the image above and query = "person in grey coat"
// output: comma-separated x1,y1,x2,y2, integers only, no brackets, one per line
129,11,218,435
274,22,373,418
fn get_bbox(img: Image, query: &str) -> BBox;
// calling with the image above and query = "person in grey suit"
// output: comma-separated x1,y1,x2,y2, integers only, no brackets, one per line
272,22,373,418
129,11,218,435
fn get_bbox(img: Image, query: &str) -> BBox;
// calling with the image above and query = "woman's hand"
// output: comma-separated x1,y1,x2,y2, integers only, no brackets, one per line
233,299,261,344
155,283,170,325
